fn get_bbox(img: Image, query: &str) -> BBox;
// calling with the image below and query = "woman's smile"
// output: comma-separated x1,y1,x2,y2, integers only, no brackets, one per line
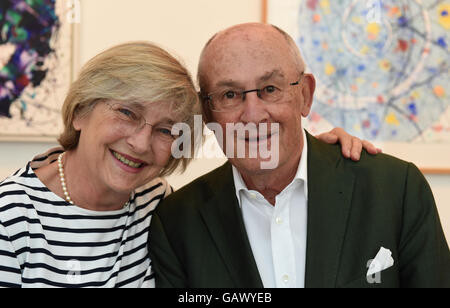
111,149,148,173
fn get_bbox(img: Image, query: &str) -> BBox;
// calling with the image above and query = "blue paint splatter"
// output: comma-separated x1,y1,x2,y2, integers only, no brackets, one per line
408,102,418,115
437,37,447,48
0,0,59,118
398,16,408,27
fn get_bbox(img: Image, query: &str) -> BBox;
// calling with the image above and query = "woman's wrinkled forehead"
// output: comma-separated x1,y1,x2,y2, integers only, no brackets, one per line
116,100,183,123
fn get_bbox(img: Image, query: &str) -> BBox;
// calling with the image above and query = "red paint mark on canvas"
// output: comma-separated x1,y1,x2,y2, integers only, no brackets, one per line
396,39,409,52
307,0,319,10
433,125,444,132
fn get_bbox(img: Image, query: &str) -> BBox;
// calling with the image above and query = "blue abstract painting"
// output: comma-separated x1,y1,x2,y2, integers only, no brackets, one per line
268,0,450,143
0,0,72,139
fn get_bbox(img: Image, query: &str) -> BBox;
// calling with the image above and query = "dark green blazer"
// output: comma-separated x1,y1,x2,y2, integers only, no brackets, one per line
149,133,450,288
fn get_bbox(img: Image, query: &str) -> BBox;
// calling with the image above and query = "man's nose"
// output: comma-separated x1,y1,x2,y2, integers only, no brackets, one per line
239,90,269,124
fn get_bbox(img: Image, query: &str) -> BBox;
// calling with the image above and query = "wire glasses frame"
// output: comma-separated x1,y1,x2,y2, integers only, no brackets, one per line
104,101,177,144
203,72,305,112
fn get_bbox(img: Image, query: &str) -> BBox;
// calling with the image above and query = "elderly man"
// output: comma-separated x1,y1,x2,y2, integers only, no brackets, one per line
149,23,450,288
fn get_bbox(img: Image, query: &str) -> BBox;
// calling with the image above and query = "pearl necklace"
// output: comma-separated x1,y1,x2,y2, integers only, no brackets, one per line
57,152,131,209
58,152,74,204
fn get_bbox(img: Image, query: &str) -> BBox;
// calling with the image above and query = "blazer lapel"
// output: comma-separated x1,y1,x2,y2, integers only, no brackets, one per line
199,162,264,288
304,133,356,288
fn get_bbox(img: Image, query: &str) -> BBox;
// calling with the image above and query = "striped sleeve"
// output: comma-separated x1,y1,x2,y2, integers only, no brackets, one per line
0,220,22,288
165,185,174,198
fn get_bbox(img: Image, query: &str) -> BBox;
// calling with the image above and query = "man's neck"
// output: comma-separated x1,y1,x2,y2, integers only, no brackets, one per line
240,150,302,206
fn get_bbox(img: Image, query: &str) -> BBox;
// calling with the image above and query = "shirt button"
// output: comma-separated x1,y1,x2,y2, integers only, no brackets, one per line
282,275,289,284
250,193,257,199
275,217,283,224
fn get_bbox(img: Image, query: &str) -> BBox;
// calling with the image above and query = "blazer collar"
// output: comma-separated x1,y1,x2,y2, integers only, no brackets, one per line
197,131,355,288
198,162,264,288
304,132,356,288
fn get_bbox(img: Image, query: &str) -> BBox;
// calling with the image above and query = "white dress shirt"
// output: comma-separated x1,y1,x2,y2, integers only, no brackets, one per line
232,130,308,288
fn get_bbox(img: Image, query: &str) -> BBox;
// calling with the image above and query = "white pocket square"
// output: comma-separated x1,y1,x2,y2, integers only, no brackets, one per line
366,247,394,276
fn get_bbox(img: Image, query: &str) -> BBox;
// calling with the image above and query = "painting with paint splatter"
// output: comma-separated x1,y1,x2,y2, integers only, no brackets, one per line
268,0,449,143
0,0,72,139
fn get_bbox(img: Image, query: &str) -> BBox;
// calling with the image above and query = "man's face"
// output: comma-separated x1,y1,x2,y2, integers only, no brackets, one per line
201,26,315,176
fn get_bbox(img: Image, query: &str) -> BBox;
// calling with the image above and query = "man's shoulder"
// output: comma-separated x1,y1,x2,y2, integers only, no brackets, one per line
308,133,412,178
158,161,232,212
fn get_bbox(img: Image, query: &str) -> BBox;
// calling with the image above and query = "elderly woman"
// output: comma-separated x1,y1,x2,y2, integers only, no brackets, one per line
0,42,377,288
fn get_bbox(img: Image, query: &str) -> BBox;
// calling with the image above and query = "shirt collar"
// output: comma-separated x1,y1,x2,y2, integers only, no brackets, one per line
232,129,308,205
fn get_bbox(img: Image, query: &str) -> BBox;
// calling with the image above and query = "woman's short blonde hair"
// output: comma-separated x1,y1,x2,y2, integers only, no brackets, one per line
58,41,201,176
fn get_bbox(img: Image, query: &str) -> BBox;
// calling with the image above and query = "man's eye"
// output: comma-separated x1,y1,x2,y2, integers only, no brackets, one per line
264,85,277,93
223,91,238,99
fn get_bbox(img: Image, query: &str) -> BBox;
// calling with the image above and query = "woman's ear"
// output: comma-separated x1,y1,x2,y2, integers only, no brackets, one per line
300,73,316,117
72,108,85,131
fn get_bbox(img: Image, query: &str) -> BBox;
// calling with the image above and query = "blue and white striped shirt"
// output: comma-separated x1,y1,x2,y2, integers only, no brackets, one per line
0,148,170,288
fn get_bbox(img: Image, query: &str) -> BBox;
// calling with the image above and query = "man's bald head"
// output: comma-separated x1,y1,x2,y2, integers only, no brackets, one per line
197,23,306,94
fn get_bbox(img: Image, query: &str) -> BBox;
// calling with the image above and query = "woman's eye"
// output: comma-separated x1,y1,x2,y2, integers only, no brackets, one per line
118,108,136,119
159,128,172,135
156,126,174,137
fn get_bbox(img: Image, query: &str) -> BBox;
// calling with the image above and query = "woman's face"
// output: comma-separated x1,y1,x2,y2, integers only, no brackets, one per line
73,100,177,195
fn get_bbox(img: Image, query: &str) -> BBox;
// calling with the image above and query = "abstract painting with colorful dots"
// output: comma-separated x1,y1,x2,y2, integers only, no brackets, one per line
0,0,72,140
268,0,449,143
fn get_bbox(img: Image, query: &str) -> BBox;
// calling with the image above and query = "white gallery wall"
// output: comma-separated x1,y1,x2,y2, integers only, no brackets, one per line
0,0,449,242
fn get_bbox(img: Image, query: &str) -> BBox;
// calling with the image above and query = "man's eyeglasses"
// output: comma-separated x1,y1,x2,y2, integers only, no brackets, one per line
105,101,177,144
202,72,304,112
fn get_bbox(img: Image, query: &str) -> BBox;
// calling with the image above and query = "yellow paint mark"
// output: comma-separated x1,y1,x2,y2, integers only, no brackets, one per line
379,59,391,71
353,124,361,132
352,16,363,24
356,77,365,84
325,63,336,75
438,4,450,30
320,0,331,14
434,85,446,98
320,0,330,9
361,45,370,55
411,91,420,99
385,113,400,126
366,23,381,37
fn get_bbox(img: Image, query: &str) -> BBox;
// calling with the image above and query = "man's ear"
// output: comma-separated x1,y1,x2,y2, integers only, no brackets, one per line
300,73,316,117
